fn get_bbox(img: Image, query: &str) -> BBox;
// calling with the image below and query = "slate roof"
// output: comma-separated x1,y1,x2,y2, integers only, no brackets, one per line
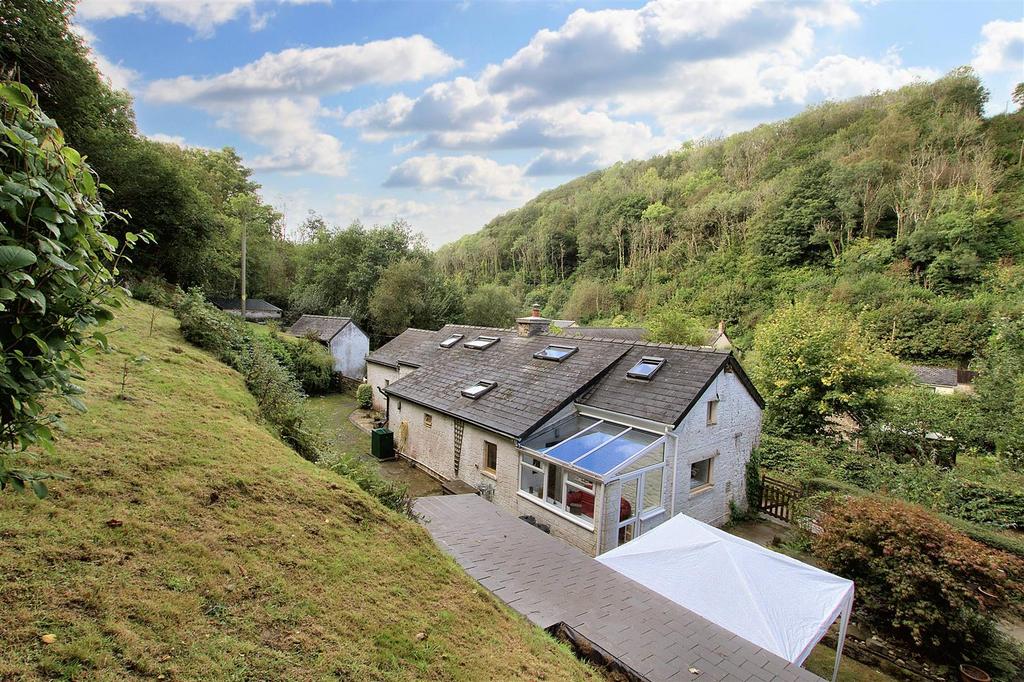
906,364,958,387
567,327,647,341
384,334,630,438
287,314,354,342
209,297,281,312
580,345,762,426
705,327,726,346
367,325,512,369
549,319,577,329
377,322,762,437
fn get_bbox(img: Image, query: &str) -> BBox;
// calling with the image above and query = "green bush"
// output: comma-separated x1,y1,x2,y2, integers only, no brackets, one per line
355,383,373,410
815,495,1024,678
283,337,333,395
0,82,148,497
320,451,410,514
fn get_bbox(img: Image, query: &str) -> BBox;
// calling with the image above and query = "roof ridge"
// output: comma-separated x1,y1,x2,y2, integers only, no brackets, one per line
546,332,728,354
295,314,351,320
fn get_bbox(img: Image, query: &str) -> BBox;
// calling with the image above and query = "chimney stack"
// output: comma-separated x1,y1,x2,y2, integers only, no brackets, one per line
517,303,550,337
718,319,725,333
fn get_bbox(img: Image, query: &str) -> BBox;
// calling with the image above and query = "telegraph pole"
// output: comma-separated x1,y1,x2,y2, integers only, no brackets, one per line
240,220,247,320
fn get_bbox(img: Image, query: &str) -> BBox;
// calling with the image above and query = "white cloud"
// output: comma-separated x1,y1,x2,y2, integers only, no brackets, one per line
213,97,350,176
76,0,327,37
147,36,460,103
144,35,459,177
972,19,1024,74
345,0,923,170
384,155,532,201
325,193,521,247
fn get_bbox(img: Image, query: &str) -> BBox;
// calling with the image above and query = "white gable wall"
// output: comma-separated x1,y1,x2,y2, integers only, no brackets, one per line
329,324,369,379
670,368,762,527
366,362,398,412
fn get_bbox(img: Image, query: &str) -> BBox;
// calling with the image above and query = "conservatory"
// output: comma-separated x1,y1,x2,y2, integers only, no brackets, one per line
518,413,670,548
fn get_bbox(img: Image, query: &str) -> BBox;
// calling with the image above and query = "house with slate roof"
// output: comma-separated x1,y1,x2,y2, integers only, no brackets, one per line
209,297,282,322
288,314,369,379
904,363,973,394
367,306,764,556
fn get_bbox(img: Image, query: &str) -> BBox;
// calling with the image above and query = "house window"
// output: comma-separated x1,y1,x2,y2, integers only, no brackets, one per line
483,441,497,474
518,455,596,523
384,379,390,387
396,400,402,411
461,380,496,399
706,399,719,426
464,335,499,350
626,356,665,380
424,413,432,429
533,344,578,362
691,457,713,491
439,333,463,348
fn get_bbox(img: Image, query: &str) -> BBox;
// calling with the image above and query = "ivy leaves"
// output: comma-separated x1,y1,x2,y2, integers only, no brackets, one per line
0,82,150,499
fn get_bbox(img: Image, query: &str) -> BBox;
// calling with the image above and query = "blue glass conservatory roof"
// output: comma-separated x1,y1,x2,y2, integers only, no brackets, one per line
521,415,663,479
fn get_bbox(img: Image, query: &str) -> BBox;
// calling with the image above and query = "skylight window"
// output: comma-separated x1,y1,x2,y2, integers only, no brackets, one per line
439,333,464,348
461,380,496,399
626,356,665,380
464,335,499,350
534,344,578,362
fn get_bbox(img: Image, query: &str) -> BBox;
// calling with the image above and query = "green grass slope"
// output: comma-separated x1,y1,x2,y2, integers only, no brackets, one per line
0,301,595,681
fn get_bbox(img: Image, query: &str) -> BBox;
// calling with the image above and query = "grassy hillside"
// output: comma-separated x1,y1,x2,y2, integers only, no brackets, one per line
438,70,1024,363
0,301,595,681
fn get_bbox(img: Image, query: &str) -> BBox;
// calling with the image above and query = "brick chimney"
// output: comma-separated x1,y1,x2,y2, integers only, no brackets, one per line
516,303,550,337
718,319,725,333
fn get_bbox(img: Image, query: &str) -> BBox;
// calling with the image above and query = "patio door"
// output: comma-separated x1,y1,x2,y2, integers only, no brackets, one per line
616,476,641,547
614,468,665,549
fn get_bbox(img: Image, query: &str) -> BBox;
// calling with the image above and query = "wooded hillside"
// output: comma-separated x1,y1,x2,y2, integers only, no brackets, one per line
439,70,1024,363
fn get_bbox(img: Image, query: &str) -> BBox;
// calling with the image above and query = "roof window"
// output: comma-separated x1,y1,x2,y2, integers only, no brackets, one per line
439,333,464,348
627,356,665,380
464,335,499,350
461,380,497,399
534,344,578,362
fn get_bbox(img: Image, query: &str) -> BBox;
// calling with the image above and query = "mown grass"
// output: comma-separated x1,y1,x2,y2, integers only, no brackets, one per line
0,301,596,681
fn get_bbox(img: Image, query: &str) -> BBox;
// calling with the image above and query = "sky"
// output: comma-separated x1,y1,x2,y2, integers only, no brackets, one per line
73,0,1024,247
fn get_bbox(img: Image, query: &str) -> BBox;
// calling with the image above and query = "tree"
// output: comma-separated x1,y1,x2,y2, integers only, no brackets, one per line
971,317,1024,464
368,259,457,338
0,82,147,496
645,307,706,345
753,301,904,436
464,284,519,328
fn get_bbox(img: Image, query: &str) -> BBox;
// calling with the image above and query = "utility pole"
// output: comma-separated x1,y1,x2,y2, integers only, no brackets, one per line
240,220,247,320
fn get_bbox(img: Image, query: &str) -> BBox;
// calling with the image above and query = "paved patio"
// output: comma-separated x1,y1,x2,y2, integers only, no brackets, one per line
414,494,823,682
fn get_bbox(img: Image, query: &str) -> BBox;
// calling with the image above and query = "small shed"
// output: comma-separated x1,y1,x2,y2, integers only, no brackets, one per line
288,314,369,380
209,297,282,322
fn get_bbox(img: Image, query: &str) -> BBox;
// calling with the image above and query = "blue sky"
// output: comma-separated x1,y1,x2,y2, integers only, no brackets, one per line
74,0,1023,246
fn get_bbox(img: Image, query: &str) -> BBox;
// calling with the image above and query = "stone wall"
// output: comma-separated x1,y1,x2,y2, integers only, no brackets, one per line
670,368,762,527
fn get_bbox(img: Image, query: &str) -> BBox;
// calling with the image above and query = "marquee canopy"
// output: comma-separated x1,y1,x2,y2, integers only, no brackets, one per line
597,513,854,680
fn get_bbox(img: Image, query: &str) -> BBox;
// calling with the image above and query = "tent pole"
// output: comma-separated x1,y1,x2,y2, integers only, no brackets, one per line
831,593,853,682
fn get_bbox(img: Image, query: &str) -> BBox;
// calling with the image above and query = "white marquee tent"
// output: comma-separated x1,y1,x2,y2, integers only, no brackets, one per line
597,513,854,681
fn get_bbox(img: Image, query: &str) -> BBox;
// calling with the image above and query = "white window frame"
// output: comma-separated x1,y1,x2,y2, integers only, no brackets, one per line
706,399,719,426
517,454,597,531
690,456,714,493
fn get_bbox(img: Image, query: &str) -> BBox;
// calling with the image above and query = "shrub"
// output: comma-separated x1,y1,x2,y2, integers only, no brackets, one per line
282,337,333,395
320,451,410,514
0,82,148,497
355,383,373,410
814,495,1024,677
